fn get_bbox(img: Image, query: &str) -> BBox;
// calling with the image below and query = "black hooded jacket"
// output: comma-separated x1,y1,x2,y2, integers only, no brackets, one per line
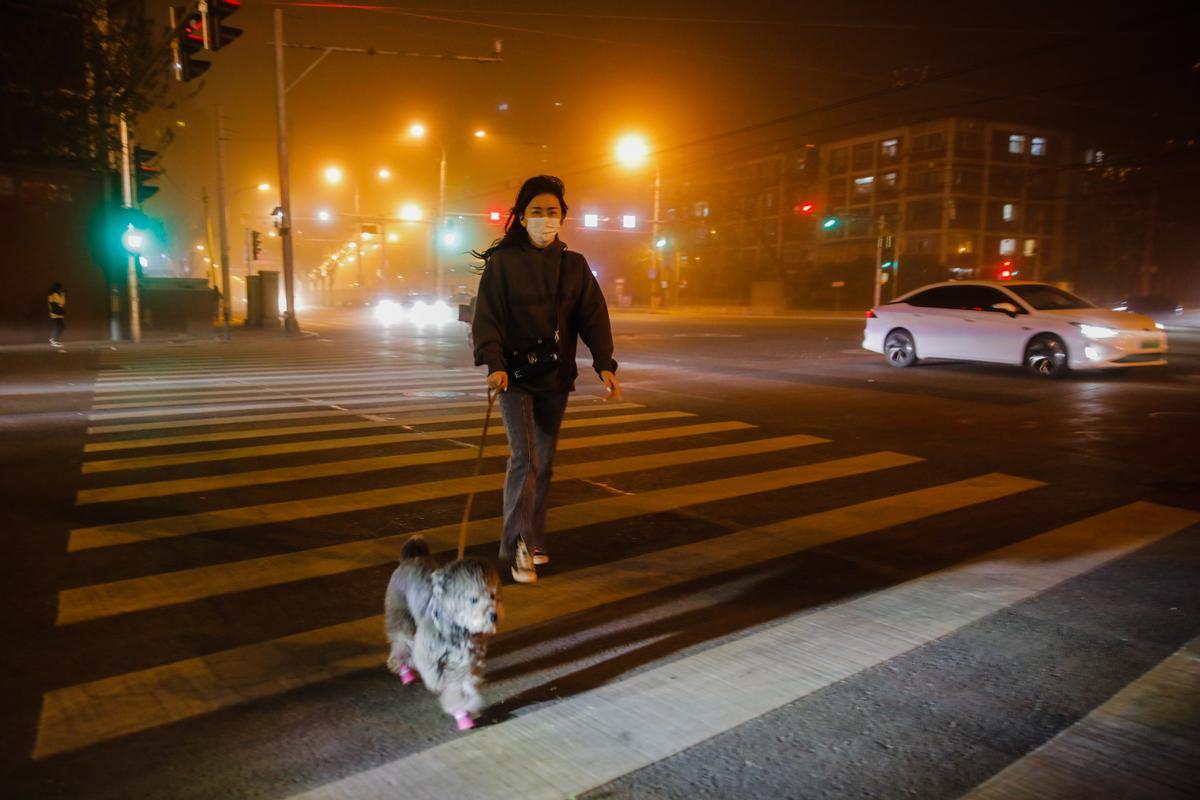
471,239,617,394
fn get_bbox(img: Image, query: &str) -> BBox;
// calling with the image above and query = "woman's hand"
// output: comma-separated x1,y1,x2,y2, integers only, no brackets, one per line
487,370,509,392
600,370,621,401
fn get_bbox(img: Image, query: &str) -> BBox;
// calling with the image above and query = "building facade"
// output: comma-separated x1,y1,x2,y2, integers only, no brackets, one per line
817,117,1072,289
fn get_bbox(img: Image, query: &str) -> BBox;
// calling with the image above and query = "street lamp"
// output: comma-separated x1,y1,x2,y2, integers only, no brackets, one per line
616,133,664,303
407,123,486,296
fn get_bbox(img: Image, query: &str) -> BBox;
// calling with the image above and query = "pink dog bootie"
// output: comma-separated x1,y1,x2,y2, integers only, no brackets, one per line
397,664,416,685
454,711,475,731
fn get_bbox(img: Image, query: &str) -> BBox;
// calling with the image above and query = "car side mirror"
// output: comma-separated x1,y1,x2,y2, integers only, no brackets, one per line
991,302,1020,317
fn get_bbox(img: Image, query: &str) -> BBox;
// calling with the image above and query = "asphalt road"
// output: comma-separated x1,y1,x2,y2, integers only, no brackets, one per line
1,308,1197,799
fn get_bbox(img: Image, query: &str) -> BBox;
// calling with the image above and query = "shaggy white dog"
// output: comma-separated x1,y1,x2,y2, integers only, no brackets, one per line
384,536,502,729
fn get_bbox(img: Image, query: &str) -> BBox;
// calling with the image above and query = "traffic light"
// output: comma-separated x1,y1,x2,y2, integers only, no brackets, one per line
822,216,839,229
795,201,815,215
173,8,210,82
251,230,263,260
134,147,161,205
206,0,244,51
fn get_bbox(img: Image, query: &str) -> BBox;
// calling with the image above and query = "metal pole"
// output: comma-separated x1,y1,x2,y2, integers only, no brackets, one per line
380,218,388,293
652,162,661,305
873,215,885,309
119,114,141,343
273,8,299,334
435,143,446,297
215,105,233,341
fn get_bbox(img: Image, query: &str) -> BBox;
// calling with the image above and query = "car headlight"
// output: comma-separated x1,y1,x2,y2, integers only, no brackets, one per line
1076,323,1119,339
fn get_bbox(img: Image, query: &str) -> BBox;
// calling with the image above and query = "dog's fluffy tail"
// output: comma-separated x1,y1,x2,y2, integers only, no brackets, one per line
400,535,431,561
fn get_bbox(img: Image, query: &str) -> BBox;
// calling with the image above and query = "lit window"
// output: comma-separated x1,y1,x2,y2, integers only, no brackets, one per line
880,138,899,158
622,215,636,229
693,201,709,218
880,172,898,188
1031,137,1046,157
1000,238,1017,255
1002,203,1016,222
956,240,973,255
1023,238,1037,256
583,213,599,228
1008,134,1026,154
853,176,875,196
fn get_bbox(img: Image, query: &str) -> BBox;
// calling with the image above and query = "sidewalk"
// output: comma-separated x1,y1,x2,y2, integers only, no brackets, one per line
0,325,321,354
612,305,865,321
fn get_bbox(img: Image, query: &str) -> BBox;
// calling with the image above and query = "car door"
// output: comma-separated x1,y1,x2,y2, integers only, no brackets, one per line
901,286,967,358
947,286,1030,363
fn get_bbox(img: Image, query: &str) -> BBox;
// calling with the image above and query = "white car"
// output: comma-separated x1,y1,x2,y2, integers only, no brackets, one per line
863,280,1167,377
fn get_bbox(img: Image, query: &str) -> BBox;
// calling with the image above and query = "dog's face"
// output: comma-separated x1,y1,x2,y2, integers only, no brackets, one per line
431,559,502,635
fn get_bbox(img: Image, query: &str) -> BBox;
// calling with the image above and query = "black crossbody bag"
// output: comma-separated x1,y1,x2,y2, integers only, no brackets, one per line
504,260,564,383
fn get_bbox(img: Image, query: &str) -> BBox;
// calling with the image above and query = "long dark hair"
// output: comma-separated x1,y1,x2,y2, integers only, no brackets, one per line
472,174,568,266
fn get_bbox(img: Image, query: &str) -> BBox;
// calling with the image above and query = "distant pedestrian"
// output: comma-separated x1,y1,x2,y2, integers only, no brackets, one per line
47,282,66,346
471,175,621,584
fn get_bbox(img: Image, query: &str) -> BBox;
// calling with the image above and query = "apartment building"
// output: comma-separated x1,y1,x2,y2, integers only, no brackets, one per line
817,117,1072,283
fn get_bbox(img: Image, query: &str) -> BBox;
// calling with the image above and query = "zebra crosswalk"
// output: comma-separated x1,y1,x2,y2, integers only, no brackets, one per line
36,345,1199,800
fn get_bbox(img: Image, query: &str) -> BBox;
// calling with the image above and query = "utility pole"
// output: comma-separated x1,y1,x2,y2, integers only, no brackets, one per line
873,215,886,308
215,104,233,341
652,162,662,306
119,114,141,343
273,8,300,334
435,144,447,297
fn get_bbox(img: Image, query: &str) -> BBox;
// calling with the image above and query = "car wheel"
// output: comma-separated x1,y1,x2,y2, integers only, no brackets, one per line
884,329,918,368
1024,334,1069,378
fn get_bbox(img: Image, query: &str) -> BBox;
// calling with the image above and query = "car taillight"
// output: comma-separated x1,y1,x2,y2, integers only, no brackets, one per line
865,309,877,318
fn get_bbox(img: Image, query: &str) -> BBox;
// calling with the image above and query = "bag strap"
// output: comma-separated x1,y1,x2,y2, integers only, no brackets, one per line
551,253,565,342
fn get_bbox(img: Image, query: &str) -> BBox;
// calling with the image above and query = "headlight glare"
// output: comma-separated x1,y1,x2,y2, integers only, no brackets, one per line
1077,323,1118,339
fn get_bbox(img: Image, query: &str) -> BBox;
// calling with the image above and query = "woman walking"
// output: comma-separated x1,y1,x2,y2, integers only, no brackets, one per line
471,175,621,583
47,282,66,347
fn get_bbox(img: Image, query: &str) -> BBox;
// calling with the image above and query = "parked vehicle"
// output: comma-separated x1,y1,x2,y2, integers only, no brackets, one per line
1111,295,1185,321
863,280,1167,377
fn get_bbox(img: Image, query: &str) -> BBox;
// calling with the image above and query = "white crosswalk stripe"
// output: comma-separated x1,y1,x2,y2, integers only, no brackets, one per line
34,346,1198,800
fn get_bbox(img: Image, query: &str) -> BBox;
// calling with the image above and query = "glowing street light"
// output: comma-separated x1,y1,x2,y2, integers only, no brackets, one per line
377,168,391,180
387,231,400,243
473,129,487,139
399,203,423,222
407,122,427,139
317,209,332,222
323,166,344,184
257,182,271,192
615,134,650,167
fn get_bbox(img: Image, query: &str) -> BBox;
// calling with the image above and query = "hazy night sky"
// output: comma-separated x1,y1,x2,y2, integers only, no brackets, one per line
139,1,1198,282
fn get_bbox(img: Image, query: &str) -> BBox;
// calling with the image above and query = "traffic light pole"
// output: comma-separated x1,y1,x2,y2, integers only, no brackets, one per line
215,104,233,341
119,114,141,343
273,8,300,334
874,215,885,309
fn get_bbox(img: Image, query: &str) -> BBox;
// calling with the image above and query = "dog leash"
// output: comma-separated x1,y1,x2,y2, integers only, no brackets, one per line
457,387,498,560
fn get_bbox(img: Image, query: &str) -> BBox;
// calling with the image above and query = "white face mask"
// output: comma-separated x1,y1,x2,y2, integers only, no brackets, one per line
524,216,560,247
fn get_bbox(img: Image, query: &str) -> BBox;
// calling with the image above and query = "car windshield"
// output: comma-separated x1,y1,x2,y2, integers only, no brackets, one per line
1005,284,1094,310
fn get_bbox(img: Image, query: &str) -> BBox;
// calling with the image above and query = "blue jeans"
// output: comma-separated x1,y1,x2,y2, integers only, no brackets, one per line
498,389,569,560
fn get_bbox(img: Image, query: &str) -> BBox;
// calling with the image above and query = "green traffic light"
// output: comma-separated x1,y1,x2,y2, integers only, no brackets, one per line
881,261,894,269
822,217,838,229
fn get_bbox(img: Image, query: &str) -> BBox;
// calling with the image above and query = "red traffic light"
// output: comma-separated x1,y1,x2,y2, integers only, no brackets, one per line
795,201,815,215
488,210,502,222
